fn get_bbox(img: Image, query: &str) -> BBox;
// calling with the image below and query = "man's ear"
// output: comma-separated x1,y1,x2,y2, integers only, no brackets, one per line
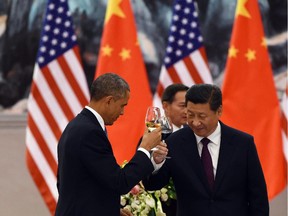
162,102,171,117
162,101,169,110
217,105,223,117
105,95,114,105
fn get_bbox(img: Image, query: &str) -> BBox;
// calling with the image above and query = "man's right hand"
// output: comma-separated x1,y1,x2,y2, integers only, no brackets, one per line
152,141,168,163
139,127,161,151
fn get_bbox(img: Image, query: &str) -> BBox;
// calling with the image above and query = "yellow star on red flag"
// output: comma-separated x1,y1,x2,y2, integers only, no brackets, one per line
102,44,113,56
105,0,125,24
261,37,267,48
245,49,256,61
236,0,251,18
228,45,239,58
119,48,131,60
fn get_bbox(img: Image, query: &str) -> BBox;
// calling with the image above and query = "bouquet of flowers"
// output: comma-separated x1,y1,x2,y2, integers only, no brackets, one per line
121,160,176,216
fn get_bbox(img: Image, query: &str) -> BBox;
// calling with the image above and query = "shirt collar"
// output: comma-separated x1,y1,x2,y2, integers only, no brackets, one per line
195,121,221,145
172,123,183,132
85,106,105,131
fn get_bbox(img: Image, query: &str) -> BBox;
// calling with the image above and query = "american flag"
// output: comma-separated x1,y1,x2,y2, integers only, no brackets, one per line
25,0,89,213
153,0,212,109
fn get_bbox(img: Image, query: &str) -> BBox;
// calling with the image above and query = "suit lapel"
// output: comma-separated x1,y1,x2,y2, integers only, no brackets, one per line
183,123,237,194
184,129,213,194
81,108,110,141
213,123,236,193
81,108,99,125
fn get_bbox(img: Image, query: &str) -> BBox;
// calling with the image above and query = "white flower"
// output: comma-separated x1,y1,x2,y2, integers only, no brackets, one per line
140,207,150,216
154,190,161,198
145,195,155,208
131,199,141,210
120,162,176,216
123,205,132,212
160,187,168,194
120,196,127,206
161,193,169,202
156,212,167,216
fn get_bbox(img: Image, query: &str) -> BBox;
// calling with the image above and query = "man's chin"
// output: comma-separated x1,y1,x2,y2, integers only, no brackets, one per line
192,128,206,137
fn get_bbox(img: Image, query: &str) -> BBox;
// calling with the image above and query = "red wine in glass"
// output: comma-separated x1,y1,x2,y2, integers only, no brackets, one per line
160,116,173,140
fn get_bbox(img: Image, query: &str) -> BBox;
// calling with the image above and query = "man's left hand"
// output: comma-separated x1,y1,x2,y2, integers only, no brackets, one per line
152,141,168,163
120,208,133,216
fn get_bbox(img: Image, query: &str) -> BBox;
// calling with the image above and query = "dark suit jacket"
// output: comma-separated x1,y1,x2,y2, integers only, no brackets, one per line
55,108,154,216
143,121,269,216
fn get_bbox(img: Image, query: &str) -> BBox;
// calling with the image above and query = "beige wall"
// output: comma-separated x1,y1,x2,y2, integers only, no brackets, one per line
0,114,287,216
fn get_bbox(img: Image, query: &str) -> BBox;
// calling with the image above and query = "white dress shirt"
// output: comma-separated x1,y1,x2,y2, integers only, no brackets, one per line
85,106,105,131
195,122,221,176
172,123,183,132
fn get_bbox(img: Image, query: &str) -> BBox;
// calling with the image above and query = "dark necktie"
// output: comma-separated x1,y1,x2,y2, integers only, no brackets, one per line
201,138,214,189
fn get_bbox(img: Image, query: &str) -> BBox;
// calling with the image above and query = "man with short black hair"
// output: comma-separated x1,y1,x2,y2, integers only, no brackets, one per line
161,83,189,132
144,83,269,216
55,73,168,216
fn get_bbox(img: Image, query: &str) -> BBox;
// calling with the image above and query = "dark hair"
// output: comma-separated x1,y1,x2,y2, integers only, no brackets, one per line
90,73,130,101
185,84,222,112
161,83,189,103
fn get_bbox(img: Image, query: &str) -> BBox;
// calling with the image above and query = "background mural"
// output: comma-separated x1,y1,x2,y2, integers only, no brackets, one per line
0,0,286,112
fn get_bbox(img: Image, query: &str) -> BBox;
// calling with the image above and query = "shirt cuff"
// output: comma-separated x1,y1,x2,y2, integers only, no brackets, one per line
151,155,165,172
137,147,165,171
137,147,150,158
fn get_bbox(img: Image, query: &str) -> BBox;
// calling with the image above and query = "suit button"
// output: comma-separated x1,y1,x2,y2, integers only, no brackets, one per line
210,199,214,203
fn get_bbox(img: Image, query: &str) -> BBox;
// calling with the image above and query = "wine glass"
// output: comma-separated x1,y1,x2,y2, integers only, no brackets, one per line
157,116,173,159
145,107,161,132
159,116,173,140
151,115,173,159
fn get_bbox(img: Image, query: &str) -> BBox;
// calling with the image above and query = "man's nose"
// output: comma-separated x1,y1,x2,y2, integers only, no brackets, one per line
192,119,201,126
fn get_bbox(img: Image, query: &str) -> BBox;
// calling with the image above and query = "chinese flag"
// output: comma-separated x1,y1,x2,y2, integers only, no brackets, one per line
95,0,152,164
221,0,287,199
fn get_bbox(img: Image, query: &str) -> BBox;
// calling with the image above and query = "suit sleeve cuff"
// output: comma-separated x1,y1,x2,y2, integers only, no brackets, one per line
137,147,150,158
138,147,165,171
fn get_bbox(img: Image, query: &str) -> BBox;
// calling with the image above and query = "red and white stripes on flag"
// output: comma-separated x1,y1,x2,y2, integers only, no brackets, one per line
153,48,212,108
25,0,89,213
153,0,212,109
26,48,89,213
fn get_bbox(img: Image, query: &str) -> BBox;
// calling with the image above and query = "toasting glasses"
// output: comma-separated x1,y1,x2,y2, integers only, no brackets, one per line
145,107,173,158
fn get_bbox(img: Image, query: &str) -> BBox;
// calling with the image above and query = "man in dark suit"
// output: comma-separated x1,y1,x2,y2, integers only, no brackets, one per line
143,83,269,216
159,83,188,215
161,83,189,132
55,73,168,216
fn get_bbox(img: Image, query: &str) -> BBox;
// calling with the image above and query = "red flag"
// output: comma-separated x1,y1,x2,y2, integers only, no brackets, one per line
281,84,288,160
95,0,152,164
221,0,287,199
25,0,90,213
153,0,212,109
